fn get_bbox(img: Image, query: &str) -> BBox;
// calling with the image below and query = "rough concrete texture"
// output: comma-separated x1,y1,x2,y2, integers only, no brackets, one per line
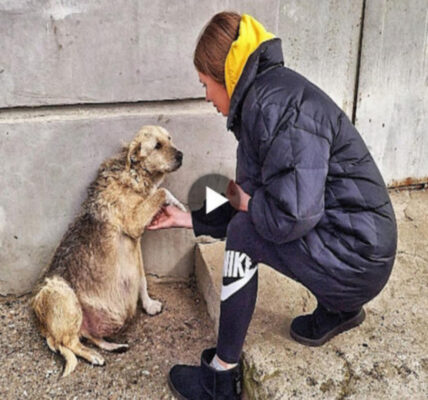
0,279,216,399
0,102,237,295
196,190,428,399
355,0,428,185
0,0,278,107
0,0,363,118
278,0,363,118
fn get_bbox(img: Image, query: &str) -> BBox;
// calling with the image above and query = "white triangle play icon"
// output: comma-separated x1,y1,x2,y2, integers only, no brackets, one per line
206,187,228,214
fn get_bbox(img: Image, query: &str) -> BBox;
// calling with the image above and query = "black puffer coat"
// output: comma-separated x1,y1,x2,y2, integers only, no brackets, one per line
227,38,397,306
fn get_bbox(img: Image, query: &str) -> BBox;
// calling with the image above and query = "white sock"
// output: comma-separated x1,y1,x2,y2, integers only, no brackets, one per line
210,354,238,371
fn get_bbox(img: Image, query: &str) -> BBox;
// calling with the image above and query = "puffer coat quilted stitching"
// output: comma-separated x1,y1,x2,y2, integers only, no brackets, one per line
227,38,397,305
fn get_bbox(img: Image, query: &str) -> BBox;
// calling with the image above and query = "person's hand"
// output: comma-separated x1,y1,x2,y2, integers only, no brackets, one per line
226,180,251,212
147,205,193,230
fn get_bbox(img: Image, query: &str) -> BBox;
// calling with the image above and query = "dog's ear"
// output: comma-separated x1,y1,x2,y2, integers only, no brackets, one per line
126,141,142,170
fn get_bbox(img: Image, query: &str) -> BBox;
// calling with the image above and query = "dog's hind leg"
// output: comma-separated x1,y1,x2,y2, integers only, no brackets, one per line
81,331,129,352
31,276,104,376
46,336,57,353
65,337,105,366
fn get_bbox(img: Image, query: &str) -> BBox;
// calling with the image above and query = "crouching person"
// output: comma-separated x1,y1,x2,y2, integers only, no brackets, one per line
148,11,397,400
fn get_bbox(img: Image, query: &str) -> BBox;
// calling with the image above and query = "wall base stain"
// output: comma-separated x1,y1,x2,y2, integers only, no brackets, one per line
388,177,428,190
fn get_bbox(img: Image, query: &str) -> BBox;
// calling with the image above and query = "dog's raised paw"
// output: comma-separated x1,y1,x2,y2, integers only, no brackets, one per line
144,299,163,315
176,201,187,212
163,189,186,211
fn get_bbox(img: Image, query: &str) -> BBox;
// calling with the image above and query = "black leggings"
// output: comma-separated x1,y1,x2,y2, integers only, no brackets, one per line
216,212,362,363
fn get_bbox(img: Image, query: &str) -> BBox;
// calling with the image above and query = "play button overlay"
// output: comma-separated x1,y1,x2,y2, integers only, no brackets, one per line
206,186,228,214
186,173,230,214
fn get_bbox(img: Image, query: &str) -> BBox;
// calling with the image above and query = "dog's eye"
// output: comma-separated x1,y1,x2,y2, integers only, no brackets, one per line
155,142,162,150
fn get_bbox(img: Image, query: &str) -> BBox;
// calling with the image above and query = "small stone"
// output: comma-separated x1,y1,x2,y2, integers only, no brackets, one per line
306,376,317,386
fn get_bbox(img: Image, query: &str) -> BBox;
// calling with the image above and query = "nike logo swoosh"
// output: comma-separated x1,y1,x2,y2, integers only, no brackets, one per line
221,265,258,301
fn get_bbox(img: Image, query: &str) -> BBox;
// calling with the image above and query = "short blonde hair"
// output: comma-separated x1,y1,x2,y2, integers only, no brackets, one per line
193,11,241,85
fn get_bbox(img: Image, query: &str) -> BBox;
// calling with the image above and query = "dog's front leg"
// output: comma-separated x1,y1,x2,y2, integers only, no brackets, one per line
123,188,183,239
122,188,184,314
137,245,162,315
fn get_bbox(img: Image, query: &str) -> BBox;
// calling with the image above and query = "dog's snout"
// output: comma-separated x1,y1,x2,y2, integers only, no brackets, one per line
176,151,183,162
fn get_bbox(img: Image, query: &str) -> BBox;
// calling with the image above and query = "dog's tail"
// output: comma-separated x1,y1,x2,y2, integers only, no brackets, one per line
57,345,78,377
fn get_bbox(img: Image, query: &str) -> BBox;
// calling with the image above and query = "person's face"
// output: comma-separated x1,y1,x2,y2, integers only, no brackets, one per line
198,71,230,116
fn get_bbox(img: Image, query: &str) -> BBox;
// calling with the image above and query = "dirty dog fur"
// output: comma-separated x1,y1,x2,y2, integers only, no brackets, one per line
31,125,185,377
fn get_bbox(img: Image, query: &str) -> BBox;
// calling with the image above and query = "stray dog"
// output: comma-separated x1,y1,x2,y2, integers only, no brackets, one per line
31,125,185,377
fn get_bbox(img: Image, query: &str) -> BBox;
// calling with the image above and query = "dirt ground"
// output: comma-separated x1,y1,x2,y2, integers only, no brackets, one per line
0,279,216,400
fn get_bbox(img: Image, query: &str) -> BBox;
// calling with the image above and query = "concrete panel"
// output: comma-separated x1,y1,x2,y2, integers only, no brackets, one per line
0,101,237,295
355,0,428,185
278,0,363,118
0,0,279,108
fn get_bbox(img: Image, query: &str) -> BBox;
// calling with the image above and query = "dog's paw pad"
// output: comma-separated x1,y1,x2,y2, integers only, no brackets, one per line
144,299,163,315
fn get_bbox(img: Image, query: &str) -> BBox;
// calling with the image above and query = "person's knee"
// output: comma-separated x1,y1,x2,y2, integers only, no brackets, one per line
226,212,255,256
227,211,249,233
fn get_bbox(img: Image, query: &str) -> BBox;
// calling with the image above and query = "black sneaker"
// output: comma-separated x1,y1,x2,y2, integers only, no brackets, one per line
290,303,366,346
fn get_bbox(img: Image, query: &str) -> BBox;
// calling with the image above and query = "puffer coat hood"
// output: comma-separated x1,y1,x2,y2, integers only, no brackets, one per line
224,15,397,308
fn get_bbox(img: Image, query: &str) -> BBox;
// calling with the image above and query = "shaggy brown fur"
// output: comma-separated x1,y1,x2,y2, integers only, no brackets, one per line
31,125,185,377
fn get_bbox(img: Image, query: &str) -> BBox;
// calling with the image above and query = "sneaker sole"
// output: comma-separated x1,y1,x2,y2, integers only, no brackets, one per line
290,308,366,347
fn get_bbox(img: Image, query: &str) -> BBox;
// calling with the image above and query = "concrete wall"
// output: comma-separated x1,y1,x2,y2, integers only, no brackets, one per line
0,0,426,295
278,0,363,118
0,0,279,295
0,0,278,107
355,0,428,185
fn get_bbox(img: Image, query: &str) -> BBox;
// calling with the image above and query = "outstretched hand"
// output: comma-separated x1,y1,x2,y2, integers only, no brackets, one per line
147,205,193,230
226,180,251,212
